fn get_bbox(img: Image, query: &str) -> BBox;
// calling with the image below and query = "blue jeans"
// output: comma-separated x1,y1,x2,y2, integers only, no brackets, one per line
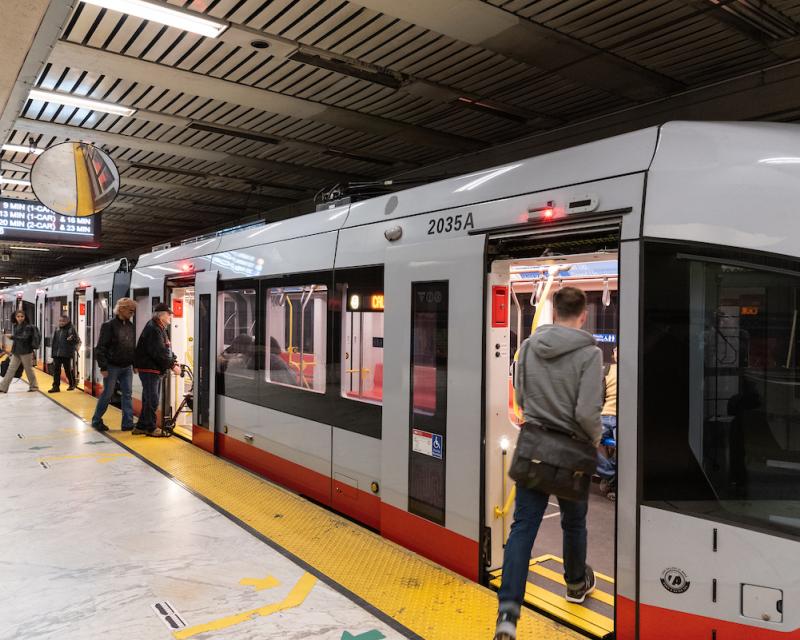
498,484,589,611
597,415,617,480
138,372,163,431
91,365,133,428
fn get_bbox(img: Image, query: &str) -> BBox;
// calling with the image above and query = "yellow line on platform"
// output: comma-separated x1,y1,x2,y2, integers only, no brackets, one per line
173,572,316,639
33,371,582,640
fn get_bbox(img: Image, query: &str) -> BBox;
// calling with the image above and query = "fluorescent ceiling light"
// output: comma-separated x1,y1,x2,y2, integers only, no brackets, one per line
2,144,43,155
0,177,31,186
9,246,50,252
1,276,23,280
82,0,228,38
28,88,136,117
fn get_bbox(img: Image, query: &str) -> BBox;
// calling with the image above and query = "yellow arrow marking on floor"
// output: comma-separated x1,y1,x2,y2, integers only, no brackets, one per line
37,452,133,465
240,575,280,591
173,572,317,639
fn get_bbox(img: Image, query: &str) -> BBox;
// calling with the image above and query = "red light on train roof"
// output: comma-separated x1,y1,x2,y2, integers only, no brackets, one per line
180,262,193,273
542,208,554,220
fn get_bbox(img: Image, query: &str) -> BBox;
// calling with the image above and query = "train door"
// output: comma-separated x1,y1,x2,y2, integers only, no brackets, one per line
92,290,111,396
193,271,217,452
36,292,45,367
75,290,88,391
382,234,485,579
484,226,620,639
43,296,65,373
166,281,195,440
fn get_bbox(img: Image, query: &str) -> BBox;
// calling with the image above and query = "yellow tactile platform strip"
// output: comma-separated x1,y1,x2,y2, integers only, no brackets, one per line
33,370,581,640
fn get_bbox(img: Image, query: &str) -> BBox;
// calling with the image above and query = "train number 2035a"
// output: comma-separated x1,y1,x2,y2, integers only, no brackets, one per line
427,212,474,235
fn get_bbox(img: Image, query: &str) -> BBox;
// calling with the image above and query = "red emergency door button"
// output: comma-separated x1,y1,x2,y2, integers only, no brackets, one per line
492,286,508,327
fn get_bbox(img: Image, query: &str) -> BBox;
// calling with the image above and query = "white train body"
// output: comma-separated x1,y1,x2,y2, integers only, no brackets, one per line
3,121,800,639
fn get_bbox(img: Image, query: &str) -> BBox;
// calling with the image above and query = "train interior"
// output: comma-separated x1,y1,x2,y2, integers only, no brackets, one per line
485,229,619,637
166,284,196,440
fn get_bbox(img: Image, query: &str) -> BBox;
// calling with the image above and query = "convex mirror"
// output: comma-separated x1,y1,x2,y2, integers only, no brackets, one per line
30,142,119,216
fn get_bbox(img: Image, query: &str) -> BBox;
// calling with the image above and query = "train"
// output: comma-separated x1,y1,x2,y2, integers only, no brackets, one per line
2,121,799,639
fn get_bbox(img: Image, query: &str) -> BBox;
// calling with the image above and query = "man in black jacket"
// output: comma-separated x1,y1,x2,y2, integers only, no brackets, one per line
91,297,136,431
48,315,80,393
133,303,179,437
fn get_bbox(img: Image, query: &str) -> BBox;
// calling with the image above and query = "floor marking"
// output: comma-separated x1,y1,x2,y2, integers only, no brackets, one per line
173,572,317,639
28,445,52,451
37,452,134,465
342,631,386,640
151,601,187,631
543,512,561,519
240,575,280,591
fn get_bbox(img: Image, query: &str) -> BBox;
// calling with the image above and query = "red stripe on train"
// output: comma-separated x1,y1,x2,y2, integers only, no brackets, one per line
616,595,635,640
214,432,479,579
639,600,799,638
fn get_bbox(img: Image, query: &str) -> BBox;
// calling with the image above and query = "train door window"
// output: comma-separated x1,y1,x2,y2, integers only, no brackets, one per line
217,285,258,404
265,284,327,393
408,281,449,525
643,245,800,537
341,286,384,405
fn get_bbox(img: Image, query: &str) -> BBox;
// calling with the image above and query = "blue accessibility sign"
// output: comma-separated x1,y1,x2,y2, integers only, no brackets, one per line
431,433,443,460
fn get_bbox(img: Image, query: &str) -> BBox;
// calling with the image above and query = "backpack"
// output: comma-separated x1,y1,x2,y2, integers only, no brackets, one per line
31,326,42,351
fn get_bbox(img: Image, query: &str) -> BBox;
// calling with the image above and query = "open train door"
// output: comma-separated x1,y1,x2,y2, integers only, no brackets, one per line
382,233,485,580
192,270,217,453
82,285,95,394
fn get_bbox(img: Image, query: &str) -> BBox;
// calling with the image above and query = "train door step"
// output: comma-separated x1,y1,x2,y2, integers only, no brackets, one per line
489,554,614,639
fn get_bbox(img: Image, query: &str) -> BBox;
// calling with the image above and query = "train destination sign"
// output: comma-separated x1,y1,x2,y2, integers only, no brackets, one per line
0,197,99,246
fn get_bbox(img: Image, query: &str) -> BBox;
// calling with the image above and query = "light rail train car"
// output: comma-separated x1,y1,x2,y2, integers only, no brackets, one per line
34,260,131,393
10,121,800,639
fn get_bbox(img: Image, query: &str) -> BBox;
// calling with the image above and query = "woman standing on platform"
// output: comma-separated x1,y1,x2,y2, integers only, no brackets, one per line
0,309,40,393
48,314,80,393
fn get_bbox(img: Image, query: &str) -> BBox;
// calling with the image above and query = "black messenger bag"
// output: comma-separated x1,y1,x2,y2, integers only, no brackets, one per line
509,422,598,501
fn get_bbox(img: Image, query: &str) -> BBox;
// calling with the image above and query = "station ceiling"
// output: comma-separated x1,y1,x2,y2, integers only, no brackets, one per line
1,0,800,281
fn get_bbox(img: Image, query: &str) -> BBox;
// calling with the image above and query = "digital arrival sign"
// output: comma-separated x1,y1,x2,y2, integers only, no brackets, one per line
0,197,99,247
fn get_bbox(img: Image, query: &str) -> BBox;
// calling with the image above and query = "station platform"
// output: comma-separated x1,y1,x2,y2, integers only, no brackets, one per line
1,371,585,640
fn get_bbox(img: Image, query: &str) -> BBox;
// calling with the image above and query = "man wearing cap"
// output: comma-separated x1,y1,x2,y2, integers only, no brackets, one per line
133,303,179,437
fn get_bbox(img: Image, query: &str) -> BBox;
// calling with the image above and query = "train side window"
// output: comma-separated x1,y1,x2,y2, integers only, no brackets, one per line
217,287,258,404
341,288,384,405
265,284,327,393
643,243,800,538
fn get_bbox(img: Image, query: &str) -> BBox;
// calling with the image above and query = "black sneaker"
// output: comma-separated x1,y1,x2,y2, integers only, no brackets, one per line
92,422,110,432
67,385,77,391
566,566,596,603
493,610,517,640
120,425,134,432
48,388,60,393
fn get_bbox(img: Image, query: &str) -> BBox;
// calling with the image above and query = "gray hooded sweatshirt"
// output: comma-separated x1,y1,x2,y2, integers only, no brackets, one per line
514,324,603,446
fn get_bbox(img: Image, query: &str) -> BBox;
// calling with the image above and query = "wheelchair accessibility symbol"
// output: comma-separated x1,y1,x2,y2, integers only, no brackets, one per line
431,434,443,460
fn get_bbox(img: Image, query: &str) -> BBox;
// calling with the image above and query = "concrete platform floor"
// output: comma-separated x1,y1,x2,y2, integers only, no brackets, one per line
0,378,406,640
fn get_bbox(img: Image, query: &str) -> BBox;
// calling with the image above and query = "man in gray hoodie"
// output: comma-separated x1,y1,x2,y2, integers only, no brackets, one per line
494,286,603,640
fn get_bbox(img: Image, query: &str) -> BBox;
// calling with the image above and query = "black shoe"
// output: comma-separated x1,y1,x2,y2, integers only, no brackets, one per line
48,388,60,393
131,426,149,435
67,385,77,391
493,611,517,640
92,422,110,432
120,425,134,432
566,565,596,603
